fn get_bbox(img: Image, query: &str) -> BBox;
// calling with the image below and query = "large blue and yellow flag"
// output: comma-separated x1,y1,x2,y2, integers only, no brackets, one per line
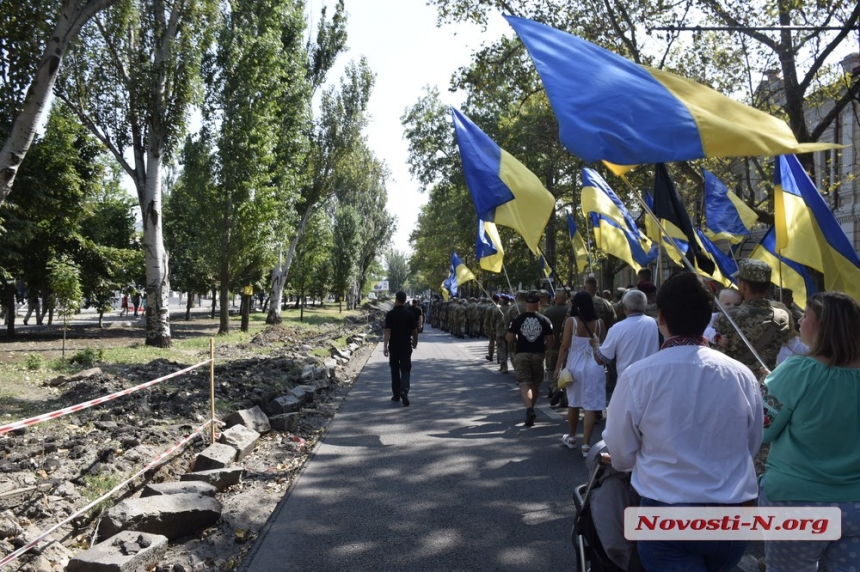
703,169,758,243
773,154,860,300
566,214,590,272
476,219,504,273
750,227,817,304
452,108,555,255
441,252,476,301
504,15,838,166
581,168,655,271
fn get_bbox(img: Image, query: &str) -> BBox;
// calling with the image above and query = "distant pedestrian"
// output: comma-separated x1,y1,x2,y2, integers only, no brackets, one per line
120,294,129,317
506,291,554,427
383,291,419,406
23,291,41,325
131,291,141,317
410,299,424,333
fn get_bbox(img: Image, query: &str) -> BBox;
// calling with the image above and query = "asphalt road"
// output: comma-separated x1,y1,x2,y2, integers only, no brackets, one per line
241,325,587,572
239,322,764,572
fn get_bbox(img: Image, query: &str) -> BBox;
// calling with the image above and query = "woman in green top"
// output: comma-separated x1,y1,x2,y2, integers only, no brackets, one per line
759,292,860,572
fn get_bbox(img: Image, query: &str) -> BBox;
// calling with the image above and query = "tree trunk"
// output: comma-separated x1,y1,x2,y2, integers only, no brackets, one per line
186,291,193,320
210,288,217,319
98,310,104,328
240,293,250,333
299,288,305,322
0,0,118,205
141,158,171,347
219,263,230,335
3,286,15,338
266,207,312,324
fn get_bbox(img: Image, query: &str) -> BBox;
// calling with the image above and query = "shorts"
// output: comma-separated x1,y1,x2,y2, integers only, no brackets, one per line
514,352,544,387
565,368,606,411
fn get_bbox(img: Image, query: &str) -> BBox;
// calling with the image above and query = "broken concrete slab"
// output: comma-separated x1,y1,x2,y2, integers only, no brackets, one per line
323,358,337,378
290,385,316,404
268,413,299,433
223,405,271,434
267,394,301,415
67,531,168,572
140,481,217,498
219,424,260,461
97,493,221,541
192,443,237,472
300,364,315,381
180,467,243,492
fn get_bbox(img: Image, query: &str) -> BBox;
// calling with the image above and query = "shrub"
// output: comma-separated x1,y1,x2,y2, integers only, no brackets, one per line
69,348,105,368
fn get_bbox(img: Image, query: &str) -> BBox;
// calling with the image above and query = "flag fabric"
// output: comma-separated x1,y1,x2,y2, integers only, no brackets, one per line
696,230,737,287
476,219,504,273
452,108,555,254
504,15,838,166
566,214,590,272
442,252,476,301
581,168,655,271
750,226,817,304
644,191,689,266
652,164,716,275
772,154,860,300
539,253,553,278
703,169,758,243
589,212,655,272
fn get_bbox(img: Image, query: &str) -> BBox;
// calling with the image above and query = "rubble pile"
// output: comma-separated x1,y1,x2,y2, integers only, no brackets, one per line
0,314,381,571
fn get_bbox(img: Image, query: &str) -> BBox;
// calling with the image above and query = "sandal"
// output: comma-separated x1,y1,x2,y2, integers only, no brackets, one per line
581,444,591,458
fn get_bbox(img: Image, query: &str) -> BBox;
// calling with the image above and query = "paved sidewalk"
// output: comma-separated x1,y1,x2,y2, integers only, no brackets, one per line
241,326,585,571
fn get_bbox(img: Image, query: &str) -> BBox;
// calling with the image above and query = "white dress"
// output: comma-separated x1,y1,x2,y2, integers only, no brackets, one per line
564,317,606,410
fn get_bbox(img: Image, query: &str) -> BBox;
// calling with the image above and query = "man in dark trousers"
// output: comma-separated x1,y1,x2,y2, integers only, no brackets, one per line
409,298,424,333
384,291,419,406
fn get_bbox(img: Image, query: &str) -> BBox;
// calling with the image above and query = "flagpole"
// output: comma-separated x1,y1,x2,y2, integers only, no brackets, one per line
617,175,769,372
583,208,595,275
502,264,521,316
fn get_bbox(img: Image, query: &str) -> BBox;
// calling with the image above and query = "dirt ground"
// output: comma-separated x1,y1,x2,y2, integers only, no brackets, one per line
0,307,383,571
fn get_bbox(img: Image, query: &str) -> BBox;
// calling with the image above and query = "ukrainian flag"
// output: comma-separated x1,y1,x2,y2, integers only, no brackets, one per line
566,214,590,272
452,108,555,255
581,169,655,271
703,169,758,243
750,227,817,304
644,191,689,266
476,219,504,273
504,16,839,166
773,154,860,301
442,252,476,301
696,230,737,287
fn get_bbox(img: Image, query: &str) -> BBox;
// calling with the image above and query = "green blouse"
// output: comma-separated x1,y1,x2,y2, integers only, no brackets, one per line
762,356,860,502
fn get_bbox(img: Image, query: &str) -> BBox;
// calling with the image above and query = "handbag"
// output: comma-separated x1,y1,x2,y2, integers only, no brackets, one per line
557,367,574,389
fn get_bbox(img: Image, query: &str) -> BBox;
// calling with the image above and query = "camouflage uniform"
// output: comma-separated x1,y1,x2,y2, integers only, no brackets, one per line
485,299,501,360
542,300,570,393
592,295,617,329
714,260,791,373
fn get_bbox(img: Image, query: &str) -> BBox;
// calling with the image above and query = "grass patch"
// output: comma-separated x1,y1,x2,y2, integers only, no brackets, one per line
277,305,360,326
83,473,123,519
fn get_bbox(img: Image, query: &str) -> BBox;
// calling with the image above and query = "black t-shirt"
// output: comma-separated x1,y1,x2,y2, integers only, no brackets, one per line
508,312,553,353
409,305,423,323
384,305,418,353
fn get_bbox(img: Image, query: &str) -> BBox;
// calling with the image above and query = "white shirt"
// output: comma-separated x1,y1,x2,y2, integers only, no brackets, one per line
603,345,763,504
595,313,659,376
776,336,809,365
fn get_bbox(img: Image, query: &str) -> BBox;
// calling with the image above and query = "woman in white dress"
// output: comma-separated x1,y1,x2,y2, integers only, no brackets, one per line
554,291,607,457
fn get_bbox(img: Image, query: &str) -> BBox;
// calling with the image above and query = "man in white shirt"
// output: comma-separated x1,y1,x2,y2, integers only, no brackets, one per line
603,271,762,572
589,289,659,377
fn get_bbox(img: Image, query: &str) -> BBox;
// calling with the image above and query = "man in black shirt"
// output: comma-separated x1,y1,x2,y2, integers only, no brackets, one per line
384,291,419,406
506,291,554,426
410,299,424,333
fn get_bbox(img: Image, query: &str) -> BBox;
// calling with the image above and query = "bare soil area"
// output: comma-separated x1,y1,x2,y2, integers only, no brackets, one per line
0,306,384,571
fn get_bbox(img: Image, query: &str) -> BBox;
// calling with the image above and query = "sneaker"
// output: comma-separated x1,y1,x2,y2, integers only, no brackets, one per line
525,408,536,427
561,434,576,449
550,389,563,407
485,355,492,361
390,395,400,402
401,392,410,407
581,444,591,458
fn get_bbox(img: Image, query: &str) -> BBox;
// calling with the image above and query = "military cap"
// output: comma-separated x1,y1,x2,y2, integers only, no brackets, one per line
735,259,771,283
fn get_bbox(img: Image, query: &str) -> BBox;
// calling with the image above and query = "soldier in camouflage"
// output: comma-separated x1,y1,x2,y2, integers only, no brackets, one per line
495,295,512,373
485,294,501,361
585,276,616,329
714,259,791,373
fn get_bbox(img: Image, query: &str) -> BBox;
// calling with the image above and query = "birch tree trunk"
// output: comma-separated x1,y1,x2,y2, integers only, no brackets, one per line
266,207,312,324
141,153,171,346
0,0,117,205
